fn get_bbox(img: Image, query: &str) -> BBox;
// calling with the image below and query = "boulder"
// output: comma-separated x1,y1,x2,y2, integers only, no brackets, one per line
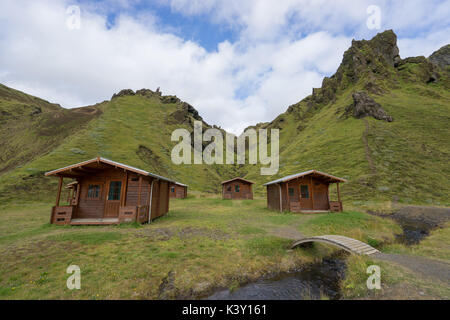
346,91,393,122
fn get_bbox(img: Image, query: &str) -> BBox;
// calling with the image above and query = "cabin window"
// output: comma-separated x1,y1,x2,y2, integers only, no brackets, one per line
300,185,309,198
288,188,294,197
227,186,232,192
108,181,122,200
235,185,240,192
87,185,101,199
171,187,175,193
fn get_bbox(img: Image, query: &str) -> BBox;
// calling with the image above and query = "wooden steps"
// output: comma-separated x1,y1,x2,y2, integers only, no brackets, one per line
70,218,120,225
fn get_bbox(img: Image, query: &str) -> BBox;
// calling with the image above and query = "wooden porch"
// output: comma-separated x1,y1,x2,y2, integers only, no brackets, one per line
46,157,173,226
265,170,347,213
50,204,152,225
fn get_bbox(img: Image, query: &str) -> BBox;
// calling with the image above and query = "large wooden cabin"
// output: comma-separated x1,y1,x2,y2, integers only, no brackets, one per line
169,182,188,199
264,170,347,213
45,157,174,225
222,178,254,200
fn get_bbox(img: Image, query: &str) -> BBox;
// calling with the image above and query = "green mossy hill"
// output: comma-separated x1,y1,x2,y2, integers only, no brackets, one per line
0,87,240,203
0,30,449,206
244,30,450,206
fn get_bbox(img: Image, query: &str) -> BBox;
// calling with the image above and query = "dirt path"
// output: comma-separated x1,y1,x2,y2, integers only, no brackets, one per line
374,252,450,284
362,119,377,174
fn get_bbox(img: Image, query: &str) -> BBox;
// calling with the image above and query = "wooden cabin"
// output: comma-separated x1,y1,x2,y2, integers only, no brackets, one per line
45,157,174,225
222,178,254,200
170,182,188,199
264,170,347,213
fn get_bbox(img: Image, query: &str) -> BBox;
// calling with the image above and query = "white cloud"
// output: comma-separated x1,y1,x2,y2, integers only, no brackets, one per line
0,0,448,134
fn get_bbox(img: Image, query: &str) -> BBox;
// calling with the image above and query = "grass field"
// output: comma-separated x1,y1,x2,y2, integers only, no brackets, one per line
342,223,450,299
0,197,401,299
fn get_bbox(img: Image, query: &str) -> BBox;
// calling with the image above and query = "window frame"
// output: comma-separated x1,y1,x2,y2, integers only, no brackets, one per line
86,184,102,200
300,185,310,199
235,184,240,193
107,181,122,201
288,187,295,197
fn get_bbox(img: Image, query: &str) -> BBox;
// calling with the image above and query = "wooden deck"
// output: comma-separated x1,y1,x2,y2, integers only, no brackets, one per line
291,235,380,255
70,218,120,225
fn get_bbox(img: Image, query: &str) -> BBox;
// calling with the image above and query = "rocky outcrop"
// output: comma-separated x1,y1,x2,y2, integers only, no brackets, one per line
346,91,393,122
167,101,203,125
429,44,450,70
111,89,135,99
306,30,401,109
396,56,440,83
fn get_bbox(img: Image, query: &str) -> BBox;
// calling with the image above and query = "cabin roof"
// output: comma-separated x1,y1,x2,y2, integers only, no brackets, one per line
65,181,78,189
221,177,255,185
173,182,188,187
263,170,347,186
45,157,174,183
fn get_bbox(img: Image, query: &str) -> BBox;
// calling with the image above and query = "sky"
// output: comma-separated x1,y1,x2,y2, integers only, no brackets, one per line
0,0,449,134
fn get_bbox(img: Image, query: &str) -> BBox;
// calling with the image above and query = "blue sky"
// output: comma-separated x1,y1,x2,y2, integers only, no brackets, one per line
0,0,449,133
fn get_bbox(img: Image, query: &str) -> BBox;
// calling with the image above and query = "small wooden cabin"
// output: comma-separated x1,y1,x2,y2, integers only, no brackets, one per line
222,178,254,200
45,157,174,225
170,182,188,199
264,170,347,213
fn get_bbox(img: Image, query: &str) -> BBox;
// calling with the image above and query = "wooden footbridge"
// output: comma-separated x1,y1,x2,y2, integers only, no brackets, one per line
291,235,380,255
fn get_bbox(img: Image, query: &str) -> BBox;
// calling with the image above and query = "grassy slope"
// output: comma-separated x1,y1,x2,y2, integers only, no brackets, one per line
1,32,449,207
245,58,450,208
0,93,238,203
0,84,99,176
0,197,399,299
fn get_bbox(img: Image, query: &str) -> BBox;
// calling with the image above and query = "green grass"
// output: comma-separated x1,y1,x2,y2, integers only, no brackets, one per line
47,232,123,245
297,211,401,247
0,197,401,300
342,254,450,299
383,223,450,262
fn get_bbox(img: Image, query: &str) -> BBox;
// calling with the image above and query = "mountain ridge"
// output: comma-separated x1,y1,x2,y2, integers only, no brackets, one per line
0,30,449,206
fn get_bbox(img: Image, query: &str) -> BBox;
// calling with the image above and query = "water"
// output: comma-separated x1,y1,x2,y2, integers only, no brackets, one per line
206,257,346,300
394,220,432,245
206,212,436,300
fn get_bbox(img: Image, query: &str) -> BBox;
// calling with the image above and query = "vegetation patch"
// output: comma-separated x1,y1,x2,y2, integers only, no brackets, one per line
47,232,123,245
298,211,401,245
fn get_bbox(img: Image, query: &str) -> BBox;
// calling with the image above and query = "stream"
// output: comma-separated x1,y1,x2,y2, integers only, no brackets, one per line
206,208,442,300
206,257,346,300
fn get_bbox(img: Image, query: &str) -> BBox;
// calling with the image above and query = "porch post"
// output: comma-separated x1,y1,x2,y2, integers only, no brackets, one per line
310,176,315,210
55,176,63,207
122,172,129,207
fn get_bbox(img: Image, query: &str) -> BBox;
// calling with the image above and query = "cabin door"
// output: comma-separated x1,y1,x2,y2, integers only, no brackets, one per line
313,183,329,210
299,184,313,210
104,179,123,218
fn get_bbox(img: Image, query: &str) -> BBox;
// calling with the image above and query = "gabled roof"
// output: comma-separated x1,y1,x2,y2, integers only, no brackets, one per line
263,170,347,186
65,181,78,188
221,177,255,185
173,182,188,187
45,157,174,183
